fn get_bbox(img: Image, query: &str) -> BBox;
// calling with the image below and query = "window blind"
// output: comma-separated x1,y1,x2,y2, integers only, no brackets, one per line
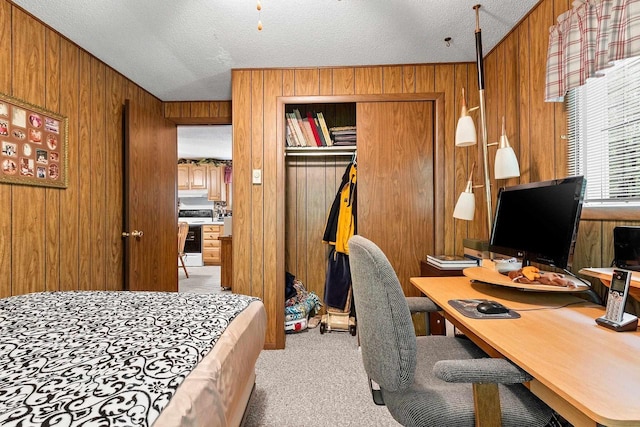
566,56,640,205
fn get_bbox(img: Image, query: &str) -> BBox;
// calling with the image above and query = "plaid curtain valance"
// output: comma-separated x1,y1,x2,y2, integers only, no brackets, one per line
545,0,640,102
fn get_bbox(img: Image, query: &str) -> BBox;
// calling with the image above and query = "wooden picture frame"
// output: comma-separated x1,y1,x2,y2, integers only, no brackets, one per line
0,92,68,188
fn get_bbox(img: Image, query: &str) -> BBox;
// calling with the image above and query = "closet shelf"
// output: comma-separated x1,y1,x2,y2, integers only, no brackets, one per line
285,146,356,157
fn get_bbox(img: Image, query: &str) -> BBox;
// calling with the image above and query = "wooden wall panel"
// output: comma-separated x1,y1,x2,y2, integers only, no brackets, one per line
250,70,264,304
233,0,640,347
90,59,106,290
358,100,435,297
355,67,383,94
435,65,456,255
382,66,403,94
332,68,355,95
0,0,9,298
479,0,640,316
231,70,252,299
78,50,92,291
11,8,47,296
1,0,170,297
529,0,555,182
105,68,125,291
294,69,319,96
58,38,80,292
163,100,232,124
263,70,282,345
45,28,61,292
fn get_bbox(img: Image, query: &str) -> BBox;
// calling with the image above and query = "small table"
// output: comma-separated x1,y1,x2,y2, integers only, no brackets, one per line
411,276,640,427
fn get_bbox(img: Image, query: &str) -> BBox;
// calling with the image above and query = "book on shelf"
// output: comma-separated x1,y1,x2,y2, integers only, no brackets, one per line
305,112,323,147
316,112,333,146
293,109,314,146
314,118,327,146
286,112,306,146
301,117,318,147
285,122,295,147
285,114,301,147
311,114,327,146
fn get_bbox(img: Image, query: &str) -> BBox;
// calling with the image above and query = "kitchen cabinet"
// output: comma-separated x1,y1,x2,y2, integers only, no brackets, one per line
207,164,226,201
178,164,208,190
203,224,222,265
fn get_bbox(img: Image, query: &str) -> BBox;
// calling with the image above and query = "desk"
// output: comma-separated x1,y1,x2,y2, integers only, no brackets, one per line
580,267,640,300
411,276,640,427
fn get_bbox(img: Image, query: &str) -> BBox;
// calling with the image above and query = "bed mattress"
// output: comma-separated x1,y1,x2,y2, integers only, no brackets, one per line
0,291,266,427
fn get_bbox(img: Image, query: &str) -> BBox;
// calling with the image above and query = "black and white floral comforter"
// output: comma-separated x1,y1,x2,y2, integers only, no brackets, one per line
0,291,258,427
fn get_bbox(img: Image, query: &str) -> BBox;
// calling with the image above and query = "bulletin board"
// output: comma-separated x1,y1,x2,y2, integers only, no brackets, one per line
0,92,68,188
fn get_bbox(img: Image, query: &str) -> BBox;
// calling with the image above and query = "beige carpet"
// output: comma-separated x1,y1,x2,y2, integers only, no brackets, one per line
179,266,228,294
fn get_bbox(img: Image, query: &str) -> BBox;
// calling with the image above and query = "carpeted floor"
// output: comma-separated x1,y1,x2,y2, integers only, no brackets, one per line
243,327,400,426
178,266,227,294
180,267,399,426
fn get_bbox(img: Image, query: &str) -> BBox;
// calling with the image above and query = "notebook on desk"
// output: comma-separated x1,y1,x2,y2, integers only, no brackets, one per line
614,226,640,271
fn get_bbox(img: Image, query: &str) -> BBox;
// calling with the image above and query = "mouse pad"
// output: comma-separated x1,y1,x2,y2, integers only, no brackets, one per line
448,299,521,319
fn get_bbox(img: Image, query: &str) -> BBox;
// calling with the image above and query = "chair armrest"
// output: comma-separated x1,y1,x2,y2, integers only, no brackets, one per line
406,296,440,313
433,358,533,384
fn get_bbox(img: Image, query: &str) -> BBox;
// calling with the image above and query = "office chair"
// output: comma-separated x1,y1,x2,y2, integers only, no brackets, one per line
348,235,554,427
178,222,190,278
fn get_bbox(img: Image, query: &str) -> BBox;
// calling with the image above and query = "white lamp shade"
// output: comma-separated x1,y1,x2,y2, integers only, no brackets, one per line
455,116,477,147
453,191,475,221
494,146,521,179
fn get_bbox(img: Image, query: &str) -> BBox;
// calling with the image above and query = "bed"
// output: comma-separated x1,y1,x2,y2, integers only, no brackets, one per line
0,291,267,427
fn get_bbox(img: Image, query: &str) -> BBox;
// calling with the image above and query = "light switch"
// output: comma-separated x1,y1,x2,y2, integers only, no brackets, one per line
252,169,262,185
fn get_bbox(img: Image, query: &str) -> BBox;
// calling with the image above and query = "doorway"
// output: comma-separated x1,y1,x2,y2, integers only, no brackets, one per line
177,125,233,293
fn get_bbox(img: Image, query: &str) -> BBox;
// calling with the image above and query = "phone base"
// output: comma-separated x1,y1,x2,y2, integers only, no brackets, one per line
596,313,639,332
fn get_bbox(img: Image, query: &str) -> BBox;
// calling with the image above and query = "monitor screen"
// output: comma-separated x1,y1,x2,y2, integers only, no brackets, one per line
489,176,585,270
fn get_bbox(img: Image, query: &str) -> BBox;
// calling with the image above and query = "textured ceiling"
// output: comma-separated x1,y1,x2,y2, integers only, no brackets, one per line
12,0,540,102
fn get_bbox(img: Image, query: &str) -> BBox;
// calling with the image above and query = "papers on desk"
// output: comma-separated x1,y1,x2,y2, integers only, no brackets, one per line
426,254,478,270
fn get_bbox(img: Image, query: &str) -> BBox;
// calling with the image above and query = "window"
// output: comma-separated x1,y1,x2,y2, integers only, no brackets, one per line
566,56,640,206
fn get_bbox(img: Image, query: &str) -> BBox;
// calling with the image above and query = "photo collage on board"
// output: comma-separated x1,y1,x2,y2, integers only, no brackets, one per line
1,100,61,181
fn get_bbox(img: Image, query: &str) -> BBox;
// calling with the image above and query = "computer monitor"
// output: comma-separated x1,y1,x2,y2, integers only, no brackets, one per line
613,226,640,271
489,176,586,270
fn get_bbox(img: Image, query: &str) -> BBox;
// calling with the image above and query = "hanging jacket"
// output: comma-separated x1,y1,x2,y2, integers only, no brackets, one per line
322,162,357,254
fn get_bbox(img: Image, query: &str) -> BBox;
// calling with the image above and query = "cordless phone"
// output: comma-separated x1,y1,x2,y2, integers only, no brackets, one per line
605,269,630,322
596,269,638,332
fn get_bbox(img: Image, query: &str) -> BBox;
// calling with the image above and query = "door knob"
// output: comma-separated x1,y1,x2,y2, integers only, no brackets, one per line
122,230,144,238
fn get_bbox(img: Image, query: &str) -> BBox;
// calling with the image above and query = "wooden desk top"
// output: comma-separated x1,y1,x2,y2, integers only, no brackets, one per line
411,276,640,427
579,267,640,300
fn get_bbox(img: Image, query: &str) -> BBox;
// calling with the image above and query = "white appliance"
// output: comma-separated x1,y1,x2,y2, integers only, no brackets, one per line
178,209,214,267
223,216,232,236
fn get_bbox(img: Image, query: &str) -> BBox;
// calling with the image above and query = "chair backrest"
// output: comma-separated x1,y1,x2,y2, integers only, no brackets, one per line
348,235,416,393
178,222,189,254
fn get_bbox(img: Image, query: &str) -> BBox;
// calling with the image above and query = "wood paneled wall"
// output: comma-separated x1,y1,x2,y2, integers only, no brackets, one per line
234,0,640,348
482,0,640,312
0,1,169,297
232,65,476,348
164,101,231,124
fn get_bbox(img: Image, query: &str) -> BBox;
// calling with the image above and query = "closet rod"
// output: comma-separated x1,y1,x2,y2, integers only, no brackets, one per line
285,151,355,157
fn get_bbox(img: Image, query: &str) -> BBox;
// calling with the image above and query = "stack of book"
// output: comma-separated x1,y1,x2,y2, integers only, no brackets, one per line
426,254,478,270
285,109,333,148
330,126,356,146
